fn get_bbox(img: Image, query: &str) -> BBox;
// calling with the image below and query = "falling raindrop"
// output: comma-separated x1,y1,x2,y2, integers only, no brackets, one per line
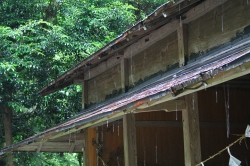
227,84,230,109
88,66,91,79
176,102,178,121
107,119,109,128
69,133,71,145
144,146,146,166
102,125,104,141
113,122,114,133
192,93,195,110
117,156,120,166
223,84,230,138
180,16,182,27
216,88,218,103
156,134,158,164
130,49,135,87
221,3,224,32
118,121,119,136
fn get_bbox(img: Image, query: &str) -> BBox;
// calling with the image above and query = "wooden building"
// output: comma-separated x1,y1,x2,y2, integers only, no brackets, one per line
1,0,250,165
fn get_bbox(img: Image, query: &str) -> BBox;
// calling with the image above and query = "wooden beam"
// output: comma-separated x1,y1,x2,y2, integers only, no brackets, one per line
83,55,121,80
83,129,88,166
177,24,188,67
36,143,43,153
82,81,88,109
69,142,75,153
121,58,129,93
182,93,201,166
135,99,185,113
87,128,97,166
123,113,137,166
183,0,225,24
73,79,84,85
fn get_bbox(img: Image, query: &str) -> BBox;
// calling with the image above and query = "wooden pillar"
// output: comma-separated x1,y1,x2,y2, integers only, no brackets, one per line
121,58,129,93
82,81,88,109
123,113,137,166
182,93,201,166
177,23,188,67
83,129,88,166
83,128,97,166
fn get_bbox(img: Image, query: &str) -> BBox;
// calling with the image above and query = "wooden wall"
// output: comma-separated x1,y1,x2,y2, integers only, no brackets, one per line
128,32,179,88
198,87,250,165
136,111,184,166
87,65,122,106
94,81,250,166
188,0,250,60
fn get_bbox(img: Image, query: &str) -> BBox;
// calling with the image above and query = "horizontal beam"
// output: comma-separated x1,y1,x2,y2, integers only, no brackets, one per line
83,55,121,81
135,99,185,113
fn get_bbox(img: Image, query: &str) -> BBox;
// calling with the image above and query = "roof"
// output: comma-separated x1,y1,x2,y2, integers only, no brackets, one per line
39,0,203,96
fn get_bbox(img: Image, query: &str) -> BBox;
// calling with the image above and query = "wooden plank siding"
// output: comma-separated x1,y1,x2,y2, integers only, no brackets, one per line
87,65,122,106
127,32,179,89
188,0,250,60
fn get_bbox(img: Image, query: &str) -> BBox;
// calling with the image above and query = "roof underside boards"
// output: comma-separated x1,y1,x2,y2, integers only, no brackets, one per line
1,36,250,155
38,0,207,96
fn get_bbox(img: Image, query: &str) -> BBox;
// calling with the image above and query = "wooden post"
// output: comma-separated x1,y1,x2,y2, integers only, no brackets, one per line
83,129,88,166
177,23,188,67
83,128,97,166
123,113,137,166
182,93,201,166
121,58,129,93
82,81,88,109
82,81,88,165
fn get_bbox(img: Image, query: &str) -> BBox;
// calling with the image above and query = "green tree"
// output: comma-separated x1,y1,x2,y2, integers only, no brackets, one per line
0,0,168,165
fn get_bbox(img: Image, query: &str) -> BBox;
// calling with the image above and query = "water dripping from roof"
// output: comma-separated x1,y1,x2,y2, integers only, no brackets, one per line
118,120,119,136
192,93,195,110
155,133,158,164
176,102,178,121
224,84,230,138
112,122,114,133
216,87,218,103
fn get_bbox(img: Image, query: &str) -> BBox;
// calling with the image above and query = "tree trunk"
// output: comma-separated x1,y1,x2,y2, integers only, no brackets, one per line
3,106,14,166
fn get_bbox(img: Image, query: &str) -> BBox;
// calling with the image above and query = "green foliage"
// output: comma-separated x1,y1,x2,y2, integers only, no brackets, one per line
14,152,80,166
0,0,168,165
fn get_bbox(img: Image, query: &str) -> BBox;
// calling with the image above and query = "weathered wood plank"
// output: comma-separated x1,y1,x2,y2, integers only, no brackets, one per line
87,65,121,105
135,99,185,112
36,143,43,153
83,129,88,166
83,54,121,80
82,81,88,109
123,113,137,166
182,93,201,166
87,128,97,166
177,24,188,67
121,58,129,93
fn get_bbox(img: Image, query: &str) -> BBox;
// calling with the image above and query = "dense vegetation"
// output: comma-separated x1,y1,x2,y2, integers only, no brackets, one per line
0,0,168,165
